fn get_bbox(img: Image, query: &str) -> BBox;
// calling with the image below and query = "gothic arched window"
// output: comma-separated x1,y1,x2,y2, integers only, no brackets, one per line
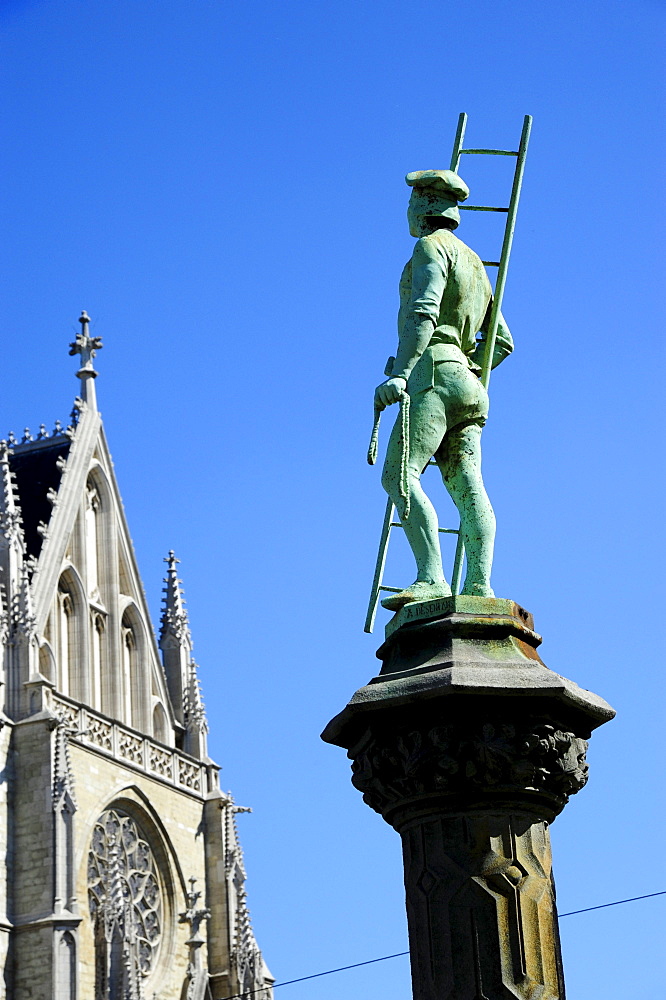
38,641,56,684
85,482,101,599
57,586,74,697
121,605,151,731
88,807,163,999
56,930,76,999
91,612,105,711
121,621,135,726
152,703,169,744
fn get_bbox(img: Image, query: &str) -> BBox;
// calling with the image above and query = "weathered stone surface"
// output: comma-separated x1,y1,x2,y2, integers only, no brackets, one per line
323,598,614,768
322,598,614,1000
402,813,565,1000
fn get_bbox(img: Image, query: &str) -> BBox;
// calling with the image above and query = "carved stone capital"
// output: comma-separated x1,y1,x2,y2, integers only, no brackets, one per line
349,707,589,828
323,599,613,828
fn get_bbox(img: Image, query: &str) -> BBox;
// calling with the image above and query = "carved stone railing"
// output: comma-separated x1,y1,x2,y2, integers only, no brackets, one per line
51,693,208,798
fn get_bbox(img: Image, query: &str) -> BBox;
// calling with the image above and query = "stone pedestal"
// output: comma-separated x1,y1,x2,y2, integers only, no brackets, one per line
322,597,614,1000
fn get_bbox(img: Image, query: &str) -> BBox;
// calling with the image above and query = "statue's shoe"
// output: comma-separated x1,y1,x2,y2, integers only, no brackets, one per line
381,580,452,611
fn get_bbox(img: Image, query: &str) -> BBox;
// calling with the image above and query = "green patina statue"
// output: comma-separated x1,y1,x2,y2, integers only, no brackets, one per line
374,169,513,611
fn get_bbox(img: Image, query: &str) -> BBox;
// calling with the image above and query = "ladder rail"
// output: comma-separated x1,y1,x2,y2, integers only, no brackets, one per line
450,115,532,592
449,112,468,172
364,497,396,634
364,500,460,634
364,113,531,629
450,529,465,596
480,115,532,389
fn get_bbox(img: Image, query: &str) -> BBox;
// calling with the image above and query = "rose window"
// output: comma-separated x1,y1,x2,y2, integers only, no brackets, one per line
88,807,163,993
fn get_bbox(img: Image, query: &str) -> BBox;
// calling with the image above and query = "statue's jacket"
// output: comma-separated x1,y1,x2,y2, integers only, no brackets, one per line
397,230,513,397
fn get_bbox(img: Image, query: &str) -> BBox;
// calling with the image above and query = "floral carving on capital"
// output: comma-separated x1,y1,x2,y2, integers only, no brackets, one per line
350,717,589,820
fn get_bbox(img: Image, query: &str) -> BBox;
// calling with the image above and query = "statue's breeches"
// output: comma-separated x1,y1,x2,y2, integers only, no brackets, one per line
383,361,489,479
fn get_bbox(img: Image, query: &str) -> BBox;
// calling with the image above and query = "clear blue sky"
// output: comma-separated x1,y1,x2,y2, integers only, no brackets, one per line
1,1,664,997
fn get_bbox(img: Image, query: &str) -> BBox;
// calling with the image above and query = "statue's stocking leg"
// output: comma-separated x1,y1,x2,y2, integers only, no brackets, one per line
399,475,445,585
381,412,446,586
437,422,496,597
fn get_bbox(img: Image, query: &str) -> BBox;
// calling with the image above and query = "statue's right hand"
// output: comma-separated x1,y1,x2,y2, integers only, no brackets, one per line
374,377,407,409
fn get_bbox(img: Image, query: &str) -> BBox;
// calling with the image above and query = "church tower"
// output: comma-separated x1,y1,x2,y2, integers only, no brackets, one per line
0,313,273,1000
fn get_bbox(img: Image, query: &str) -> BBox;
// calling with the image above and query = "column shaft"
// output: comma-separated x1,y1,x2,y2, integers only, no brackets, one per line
402,812,564,1000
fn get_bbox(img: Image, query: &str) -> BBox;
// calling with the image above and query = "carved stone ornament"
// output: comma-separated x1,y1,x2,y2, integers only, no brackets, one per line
350,713,589,827
88,808,163,997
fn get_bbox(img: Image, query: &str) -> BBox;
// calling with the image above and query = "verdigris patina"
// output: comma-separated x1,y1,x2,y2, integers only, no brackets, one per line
373,169,512,610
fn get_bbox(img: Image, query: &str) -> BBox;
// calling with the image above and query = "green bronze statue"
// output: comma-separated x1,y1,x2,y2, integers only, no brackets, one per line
374,169,513,610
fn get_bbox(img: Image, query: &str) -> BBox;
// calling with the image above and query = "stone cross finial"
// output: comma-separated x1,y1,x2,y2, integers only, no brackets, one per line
69,310,103,409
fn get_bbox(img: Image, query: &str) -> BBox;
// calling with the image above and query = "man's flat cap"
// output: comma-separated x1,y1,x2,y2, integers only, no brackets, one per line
405,169,469,202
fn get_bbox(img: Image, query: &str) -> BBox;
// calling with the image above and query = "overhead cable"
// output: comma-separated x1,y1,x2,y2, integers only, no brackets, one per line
216,889,666,1000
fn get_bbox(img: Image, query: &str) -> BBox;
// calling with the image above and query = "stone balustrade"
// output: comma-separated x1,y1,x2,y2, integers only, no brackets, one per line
52,693,209,798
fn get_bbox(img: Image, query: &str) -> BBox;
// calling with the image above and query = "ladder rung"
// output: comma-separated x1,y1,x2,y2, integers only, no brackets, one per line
390,521,458,535
460,205,509,213
460,148,519,156
379,586,403,593
482,261,501,267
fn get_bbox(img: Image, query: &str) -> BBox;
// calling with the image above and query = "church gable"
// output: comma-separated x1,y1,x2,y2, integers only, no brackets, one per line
9,406,174,741
0,314,185,747
0,313,273,1000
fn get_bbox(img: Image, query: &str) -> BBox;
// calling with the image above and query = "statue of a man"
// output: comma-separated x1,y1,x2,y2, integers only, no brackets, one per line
375,169,513,611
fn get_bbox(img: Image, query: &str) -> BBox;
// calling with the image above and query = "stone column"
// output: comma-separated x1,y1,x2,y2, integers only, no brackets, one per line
322,597,614,1000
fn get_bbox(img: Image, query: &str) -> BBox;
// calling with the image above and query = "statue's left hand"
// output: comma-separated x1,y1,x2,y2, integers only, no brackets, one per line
374,377,407,409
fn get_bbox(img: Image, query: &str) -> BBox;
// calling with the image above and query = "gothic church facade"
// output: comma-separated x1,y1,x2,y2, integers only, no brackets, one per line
0,314,273,1000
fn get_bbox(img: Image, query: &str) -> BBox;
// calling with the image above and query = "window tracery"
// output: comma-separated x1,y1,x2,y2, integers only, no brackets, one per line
88,807,163,999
